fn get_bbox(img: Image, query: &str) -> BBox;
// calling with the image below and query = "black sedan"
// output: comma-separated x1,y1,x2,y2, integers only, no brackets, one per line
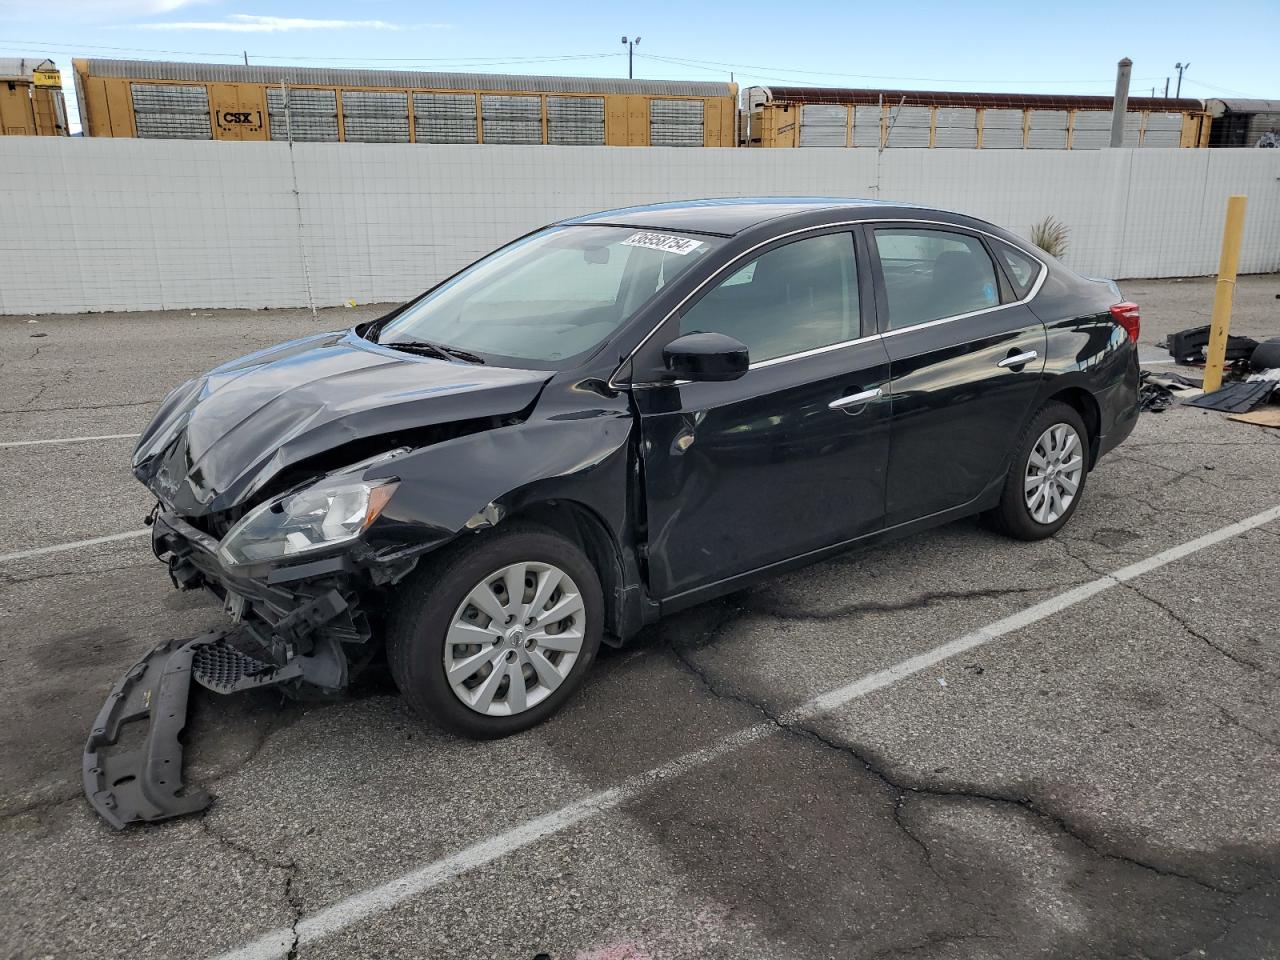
126,197,1138,750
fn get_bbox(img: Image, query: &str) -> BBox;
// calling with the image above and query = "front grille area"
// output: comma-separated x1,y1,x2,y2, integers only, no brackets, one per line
180,511,235,541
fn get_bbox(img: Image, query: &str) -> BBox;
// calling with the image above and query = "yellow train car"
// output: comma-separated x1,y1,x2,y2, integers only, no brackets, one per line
72,59,737,147
743,86,1211,149
0,58,70,136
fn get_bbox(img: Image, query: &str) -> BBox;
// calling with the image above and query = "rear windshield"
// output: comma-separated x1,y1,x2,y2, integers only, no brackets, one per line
378,225,721,368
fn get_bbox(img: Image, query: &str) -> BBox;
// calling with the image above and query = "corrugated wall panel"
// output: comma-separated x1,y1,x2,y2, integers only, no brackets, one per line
1070,110,1141,149
1246,112,1280,147
413,93,477,143
546,96,603,146
933,107,977,148
799,103,847,147
266,87,338,142
852,105,881,147
131,83,210,139
885,105,931,147
480,94,541,144
340,90,409,143
650,99,704,147
1141,112,1183,147
981,109,1024,148
1026,110,1068,149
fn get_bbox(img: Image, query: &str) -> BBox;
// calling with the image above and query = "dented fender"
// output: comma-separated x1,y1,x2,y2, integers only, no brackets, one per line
364,405,637,559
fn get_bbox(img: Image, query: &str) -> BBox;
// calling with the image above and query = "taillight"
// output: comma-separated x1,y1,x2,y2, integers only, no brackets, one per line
1110,301,1140,342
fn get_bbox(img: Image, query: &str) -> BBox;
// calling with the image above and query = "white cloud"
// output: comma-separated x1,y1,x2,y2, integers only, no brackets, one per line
0,0,212,17
130,13,442,32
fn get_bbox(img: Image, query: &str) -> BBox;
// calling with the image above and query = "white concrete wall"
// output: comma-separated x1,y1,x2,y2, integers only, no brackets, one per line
1,137,1277,314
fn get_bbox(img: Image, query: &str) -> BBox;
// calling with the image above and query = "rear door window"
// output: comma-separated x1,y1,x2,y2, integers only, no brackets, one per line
873,228,1000,330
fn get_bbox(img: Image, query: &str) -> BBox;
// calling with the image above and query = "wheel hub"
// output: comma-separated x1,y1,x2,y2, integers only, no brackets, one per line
443,561,586,717
1024,422,1083,526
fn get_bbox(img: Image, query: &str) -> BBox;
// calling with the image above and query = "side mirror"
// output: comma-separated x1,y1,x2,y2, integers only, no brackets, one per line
662,332,749,383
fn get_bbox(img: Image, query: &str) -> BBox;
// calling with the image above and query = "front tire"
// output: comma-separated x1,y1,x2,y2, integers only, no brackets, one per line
386,523,603,738
988,401,1089,541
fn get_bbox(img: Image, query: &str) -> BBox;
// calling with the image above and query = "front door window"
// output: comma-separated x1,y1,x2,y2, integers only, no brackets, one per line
679,232,859,363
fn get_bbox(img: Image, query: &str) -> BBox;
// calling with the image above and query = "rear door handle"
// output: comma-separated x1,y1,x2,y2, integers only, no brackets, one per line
829,387,883,411
997,350,1038,369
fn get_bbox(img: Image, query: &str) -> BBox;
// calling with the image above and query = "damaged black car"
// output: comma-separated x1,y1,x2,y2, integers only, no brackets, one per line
87,198,1140,827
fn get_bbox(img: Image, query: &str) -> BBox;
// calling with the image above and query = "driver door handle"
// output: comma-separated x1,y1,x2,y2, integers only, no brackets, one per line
829,387,883,411
997,350,1038,369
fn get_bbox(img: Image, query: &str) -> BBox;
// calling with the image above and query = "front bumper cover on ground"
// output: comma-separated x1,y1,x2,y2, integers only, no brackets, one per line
83,509,371,828
83,636,214,829
82,627,327,829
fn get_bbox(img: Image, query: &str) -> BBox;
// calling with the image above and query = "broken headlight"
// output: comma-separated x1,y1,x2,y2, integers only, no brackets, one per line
218,478,399,566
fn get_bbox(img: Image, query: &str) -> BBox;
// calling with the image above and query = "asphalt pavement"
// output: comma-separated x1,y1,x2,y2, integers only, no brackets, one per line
2,275,1279,960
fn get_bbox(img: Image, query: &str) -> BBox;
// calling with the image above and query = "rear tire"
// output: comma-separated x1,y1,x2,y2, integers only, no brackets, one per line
386,523,603,739
987,401,1089,541
1251,337,1280,372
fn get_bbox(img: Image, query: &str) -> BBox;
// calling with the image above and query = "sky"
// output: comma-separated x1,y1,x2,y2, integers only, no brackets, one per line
1,0,1276,133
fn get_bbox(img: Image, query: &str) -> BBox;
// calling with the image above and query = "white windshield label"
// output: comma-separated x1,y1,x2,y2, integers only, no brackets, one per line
621,231,704,256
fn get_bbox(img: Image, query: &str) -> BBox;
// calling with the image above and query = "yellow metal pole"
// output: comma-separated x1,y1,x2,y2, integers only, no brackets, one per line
1202,195,1248,394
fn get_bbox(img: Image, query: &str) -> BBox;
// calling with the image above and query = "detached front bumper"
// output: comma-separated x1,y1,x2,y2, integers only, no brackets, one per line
83,510,384,829
152,510,375,690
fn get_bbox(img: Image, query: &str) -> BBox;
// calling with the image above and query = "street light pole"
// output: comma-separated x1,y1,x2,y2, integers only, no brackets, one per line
1175,62,1190,98
620,36,641,79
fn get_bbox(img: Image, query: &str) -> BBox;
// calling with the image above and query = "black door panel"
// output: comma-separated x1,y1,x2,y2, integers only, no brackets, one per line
637,339,891,599
867,223,1048,526
881,308,1046,525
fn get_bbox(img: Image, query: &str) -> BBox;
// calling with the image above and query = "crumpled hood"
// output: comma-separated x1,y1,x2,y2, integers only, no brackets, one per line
133,330,553,516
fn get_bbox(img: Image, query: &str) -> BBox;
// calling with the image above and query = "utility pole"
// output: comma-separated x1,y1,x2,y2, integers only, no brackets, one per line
1174,61,1190,98
243,50,249,66
1110,57,1132,147
620,36,640,79
1164,77,1170,97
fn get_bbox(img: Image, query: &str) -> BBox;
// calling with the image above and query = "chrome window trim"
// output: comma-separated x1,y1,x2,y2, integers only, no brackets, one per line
608,216,1047,389
748,334,878,370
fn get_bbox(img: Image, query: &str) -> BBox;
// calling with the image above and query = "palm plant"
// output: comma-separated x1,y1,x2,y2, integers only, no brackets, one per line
1029,216,1069,259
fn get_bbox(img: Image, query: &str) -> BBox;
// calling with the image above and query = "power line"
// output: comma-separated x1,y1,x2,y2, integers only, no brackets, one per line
0,38,621,66
636,52,1166,86
1182,77,1261,99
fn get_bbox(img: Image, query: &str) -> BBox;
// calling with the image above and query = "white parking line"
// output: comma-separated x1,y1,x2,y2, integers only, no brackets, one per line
0,529,150,563
212,500,1280,960
0,432,141,449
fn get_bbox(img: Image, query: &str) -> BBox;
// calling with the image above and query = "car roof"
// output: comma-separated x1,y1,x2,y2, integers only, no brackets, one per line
562,197,928,236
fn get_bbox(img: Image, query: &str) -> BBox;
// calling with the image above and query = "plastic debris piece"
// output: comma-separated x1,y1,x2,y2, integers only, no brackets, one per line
1167,326,1259,365
1140,380,1174,412
1184,380,1276,413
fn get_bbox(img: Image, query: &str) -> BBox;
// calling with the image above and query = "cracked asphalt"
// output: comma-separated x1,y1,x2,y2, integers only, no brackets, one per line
3,275,1279,960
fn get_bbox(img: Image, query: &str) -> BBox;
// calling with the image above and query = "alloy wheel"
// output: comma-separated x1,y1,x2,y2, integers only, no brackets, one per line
443,562,585,716
1024,423,1084,525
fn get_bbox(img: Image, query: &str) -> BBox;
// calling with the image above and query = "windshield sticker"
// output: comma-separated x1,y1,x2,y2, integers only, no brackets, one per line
621,231,705,256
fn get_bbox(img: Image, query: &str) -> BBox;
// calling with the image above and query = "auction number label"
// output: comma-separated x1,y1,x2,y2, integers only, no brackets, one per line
621,232,705,256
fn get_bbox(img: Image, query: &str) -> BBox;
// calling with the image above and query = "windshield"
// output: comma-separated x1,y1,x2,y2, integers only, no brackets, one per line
377,225,720,368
